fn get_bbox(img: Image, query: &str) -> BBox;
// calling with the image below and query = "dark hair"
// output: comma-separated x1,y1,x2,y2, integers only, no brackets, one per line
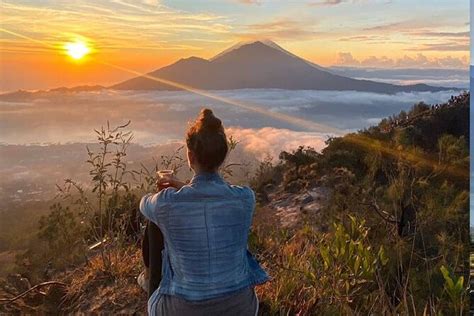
186,108,228,172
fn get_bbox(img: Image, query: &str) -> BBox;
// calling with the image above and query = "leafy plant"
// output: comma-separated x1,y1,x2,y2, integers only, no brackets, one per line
56,121,138,273
37,203,86,269
440,265,466,314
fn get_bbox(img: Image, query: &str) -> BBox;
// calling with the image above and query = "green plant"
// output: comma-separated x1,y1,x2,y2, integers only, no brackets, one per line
37,203,86,268
221,135,251,180
314,216,388,312
440,265,466,314
57,121,137,273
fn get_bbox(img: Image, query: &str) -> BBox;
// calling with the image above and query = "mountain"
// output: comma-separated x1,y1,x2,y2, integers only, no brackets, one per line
0,85,106,101
209,39,326,70
111,40,454,93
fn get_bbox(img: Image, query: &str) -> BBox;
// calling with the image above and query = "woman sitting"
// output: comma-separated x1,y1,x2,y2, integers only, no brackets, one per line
140,108,269,315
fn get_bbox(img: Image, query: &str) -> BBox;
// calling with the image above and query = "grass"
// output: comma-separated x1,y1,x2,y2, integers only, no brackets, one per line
60,245,146,314
0,250,19,277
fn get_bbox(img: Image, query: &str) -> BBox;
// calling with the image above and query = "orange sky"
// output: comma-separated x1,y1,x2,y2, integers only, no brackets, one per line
0,0,469,92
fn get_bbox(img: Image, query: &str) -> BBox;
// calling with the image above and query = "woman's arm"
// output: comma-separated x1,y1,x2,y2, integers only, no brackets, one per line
139,193,159,223
156,175,188,190
141,177,186,224
141,176,187,223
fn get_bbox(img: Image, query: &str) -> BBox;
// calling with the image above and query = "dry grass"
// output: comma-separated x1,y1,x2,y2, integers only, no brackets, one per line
0,250,19,277
251,210,393,315
253,224,319,315
61,245,147,314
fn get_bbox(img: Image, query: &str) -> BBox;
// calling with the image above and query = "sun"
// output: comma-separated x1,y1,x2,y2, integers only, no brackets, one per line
65,41,90,60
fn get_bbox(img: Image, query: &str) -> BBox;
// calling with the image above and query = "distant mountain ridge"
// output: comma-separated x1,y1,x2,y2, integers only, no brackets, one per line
0,85,106,101
111,40,455,94
0,41,459,98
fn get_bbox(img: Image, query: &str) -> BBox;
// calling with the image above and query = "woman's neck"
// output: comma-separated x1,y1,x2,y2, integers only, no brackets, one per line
194,169,218,176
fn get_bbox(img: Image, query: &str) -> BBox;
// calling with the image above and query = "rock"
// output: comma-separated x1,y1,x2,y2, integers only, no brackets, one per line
301,202,322,213
266,182,329,229
285,179,305,193
301,194,313,204
6,274,31,293
264,183,274,192
308,187,329,200
3,284,18,295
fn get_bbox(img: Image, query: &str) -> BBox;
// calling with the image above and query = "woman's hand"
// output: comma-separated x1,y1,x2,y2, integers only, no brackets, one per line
156,175,188,191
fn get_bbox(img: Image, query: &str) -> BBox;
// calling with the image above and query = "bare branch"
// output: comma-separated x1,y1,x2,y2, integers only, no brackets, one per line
0,281,67,304
359,200,398,224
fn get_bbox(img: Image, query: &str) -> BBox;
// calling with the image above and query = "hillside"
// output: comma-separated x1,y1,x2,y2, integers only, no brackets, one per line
0,92,469,314
111,41,452,94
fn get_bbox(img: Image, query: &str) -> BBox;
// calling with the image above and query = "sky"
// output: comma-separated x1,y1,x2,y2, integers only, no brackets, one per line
0,0,469,92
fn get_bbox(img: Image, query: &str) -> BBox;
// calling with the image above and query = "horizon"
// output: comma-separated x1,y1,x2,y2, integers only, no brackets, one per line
1,0,469,92
0,39,469,94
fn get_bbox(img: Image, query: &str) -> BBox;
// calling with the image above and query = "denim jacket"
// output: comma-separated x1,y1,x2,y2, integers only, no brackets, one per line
139,172,269,312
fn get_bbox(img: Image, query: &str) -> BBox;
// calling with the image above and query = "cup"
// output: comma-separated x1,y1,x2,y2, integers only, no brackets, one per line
157,169,174,190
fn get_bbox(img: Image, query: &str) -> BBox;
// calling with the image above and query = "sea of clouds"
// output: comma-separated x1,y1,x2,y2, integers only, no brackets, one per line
0,88,463,159
329,67,469,89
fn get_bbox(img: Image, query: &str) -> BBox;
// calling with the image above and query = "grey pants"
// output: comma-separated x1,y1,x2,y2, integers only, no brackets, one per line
154,287,259,316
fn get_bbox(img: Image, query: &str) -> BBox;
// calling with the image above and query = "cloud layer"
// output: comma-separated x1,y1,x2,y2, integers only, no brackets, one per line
329,67,468,89
227,127,328,160
335,52,468,69
0,88,460,145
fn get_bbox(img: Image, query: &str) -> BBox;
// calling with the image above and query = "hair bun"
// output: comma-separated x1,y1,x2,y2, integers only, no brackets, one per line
186,108,228,171
199,108,223,132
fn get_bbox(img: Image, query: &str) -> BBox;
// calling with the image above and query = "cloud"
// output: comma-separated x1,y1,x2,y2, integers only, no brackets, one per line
236,0,261,4
363,21,412,32
406,43,469,52
309,0,343,5
0,0,231,55
0,89,459,146
334,52,359,65
338,35,388,42
361,19,469,41
237,18,321,41
361,19,461,33
227,127,327,160
328,67,468,89
339,32,468,53
411,31,469,38
334,52,468,69
334,16,468,58
309,0,380,5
